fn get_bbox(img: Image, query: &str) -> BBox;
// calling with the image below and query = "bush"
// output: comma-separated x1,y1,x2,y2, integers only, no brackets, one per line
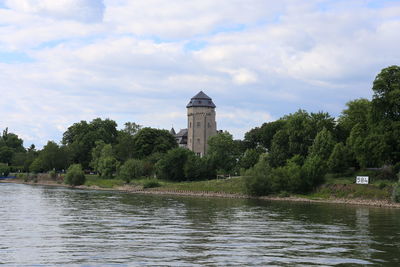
374,165,397,180
118,159,145,183
143,179,161,189
156,148,192,181
0,163,10,177
245,154,272,196
65,164,86,186
302,155,327,191
392,183,400,203
49,170,57,180
98,156,119,179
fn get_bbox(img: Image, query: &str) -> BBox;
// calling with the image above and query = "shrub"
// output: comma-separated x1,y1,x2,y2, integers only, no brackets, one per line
65,164,86,186
302,155,327,191
245,154,273,196
49,170,57,180
0,163,10,177
156,148,192,181
143,179,161,189
118,159,145,183
374,165,396,180
392,183,400,203
98,156,119,179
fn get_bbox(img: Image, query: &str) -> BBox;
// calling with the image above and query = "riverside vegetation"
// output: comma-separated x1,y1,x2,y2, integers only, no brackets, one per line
2,66,400,203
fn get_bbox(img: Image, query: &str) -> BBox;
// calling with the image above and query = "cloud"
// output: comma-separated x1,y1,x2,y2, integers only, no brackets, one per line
4,0,105,22
0,0,400,147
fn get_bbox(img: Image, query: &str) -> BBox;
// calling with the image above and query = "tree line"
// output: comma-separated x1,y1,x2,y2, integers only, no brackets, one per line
1,66,400,193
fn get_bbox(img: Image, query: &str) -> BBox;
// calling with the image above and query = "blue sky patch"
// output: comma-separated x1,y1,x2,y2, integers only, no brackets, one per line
184,40,208,51
0,51,34,63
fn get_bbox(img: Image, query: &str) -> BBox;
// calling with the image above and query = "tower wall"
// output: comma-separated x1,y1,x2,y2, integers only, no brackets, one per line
187,106,217,156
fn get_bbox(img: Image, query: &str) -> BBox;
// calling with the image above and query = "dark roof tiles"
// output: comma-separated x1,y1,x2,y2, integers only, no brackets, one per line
186,91,216,108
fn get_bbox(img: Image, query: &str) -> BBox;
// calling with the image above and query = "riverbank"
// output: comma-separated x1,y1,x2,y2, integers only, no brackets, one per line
2,176,400,209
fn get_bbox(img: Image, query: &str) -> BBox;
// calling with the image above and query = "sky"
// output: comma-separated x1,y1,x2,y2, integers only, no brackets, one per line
0,0,400,148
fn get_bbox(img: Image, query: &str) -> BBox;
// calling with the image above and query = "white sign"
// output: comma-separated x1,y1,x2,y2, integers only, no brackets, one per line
356,176,369,184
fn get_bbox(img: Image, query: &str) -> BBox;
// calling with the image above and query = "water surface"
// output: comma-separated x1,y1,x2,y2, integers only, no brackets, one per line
1,183,399,266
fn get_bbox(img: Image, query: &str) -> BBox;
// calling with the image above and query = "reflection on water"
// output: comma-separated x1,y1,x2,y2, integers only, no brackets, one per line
1,183,399,266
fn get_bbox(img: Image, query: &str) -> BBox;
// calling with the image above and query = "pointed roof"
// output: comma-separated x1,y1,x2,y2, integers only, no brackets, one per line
186,91,216,108
170,127,176,135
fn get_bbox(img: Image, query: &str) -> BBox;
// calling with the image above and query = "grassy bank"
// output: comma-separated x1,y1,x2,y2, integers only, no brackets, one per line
84,173,395,201
7,172,398,204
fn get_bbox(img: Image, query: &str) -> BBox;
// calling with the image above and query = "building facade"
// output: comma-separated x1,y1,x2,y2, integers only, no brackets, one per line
186,91,217,156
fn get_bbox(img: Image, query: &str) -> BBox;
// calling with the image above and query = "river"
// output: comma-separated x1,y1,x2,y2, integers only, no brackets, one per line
1,183,399,266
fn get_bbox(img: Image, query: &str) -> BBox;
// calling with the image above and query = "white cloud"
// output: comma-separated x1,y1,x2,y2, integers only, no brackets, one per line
0,0,399,147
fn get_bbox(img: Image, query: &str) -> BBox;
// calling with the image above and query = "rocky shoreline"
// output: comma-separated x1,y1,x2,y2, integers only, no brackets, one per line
2,178,400,209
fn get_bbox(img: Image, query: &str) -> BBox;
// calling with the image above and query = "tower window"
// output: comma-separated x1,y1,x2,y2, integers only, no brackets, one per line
208,122,211,128
197,122,200,127
197,138,200,144
189,122,192,128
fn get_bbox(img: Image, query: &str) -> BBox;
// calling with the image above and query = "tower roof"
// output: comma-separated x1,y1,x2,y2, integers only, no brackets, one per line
186,91,216,108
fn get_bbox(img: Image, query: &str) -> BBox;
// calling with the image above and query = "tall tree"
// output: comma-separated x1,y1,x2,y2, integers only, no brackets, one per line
62,118,118,168
132,127,177,159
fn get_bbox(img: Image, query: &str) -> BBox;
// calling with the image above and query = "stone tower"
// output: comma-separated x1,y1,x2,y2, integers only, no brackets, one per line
186,91,217,156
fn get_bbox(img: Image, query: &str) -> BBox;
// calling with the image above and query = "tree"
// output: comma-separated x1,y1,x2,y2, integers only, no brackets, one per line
207,131,239,174
132,127,177,159
38,141,70,171
62,118,118,168
65,164,86,186
308,128,336,161
337,98,371,139
0,163,10,177
156,147,192,181
30,157,44,173
184,153,216,181
371,65,400,121
328,142,350,173
118,159,145,183
301,155,326,191
245,154,273,196
95,144,119,179
0,146,13,164
114,131,136,162
122,122,142,135
239,148,264,170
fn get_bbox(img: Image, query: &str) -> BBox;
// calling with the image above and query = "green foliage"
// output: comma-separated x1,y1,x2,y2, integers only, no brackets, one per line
328,142,350,173
0,163,10,177
392,183,400,203
268,110,335,167
118,158,145,183
65,164,86,186
37,141,70,171
0,146,13,164
184,153,216,181
143,179,161,189
207,131,239,174
84,175,124,188
91,143,119,179
132,127,177,159
49,170,57,180
338,98,371,139
239,148,264,170
156,147,192,181
371,65,400,121
62,118,118,168
243,119,285,150
308,128,335,160
245,154,272,196
29,157,44,173
302,155,327,190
